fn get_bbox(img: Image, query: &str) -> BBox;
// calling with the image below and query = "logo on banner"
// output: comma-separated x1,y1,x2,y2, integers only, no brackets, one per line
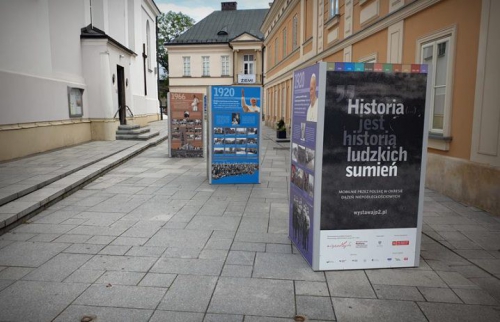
327,241,352,249
355,241,368,248
392,240,410,246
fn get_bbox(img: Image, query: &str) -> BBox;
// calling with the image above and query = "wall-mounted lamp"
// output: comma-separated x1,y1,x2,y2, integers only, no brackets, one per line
119,54,125,59
112,74,115,84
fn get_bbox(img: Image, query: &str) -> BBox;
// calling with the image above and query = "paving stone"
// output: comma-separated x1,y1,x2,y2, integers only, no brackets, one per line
199,249,228,260
121,222,163,238
163,247,201,259
151,258,224,276
126,246,166,257
0,241,68,267
159,275,217,312
22,253,92,282
98,245,132,255
332,298,427,322
0,267,34,280
138,273,176,287
418,302,500,322
266,243,292,253
0,279,14,292
80,255,157,272
253,253,325,281
13,223,76,235
149,311,204,322
366,269,448,287
243,316,293,322
64,269,105,283
221,265,253,278
237,217,269,232
373,285,425,301
52,234,91,243
296,295,335,320
204,238,233,250
28,233,62,242
453,288,498,305
226,251,255,266
185,216,241,231
53,305,153,322
203,313,243,322
326,270,376,298
85,235,116,244
436,271,479,288
295,281,330,297
74,284,166,309
208,277,295,317
146,229,212,248
235,232,290,244
418,287,462,303
231,242,266,252
470,259,500,275
62,243,105,254
95,271,146,286
0,280,88,322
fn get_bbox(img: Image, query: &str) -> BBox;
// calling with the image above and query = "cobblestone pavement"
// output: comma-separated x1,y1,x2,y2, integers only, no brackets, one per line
0,123,499,321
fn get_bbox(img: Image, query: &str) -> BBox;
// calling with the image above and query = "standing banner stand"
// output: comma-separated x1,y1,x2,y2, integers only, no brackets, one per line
208,86,261,184
168,92,204,158
290,62,430,270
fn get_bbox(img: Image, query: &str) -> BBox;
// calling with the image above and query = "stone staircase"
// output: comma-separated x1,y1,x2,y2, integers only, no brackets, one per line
116,124,160,140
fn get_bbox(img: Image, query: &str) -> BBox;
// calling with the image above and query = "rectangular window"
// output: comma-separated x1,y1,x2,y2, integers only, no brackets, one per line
274,38,279,65
421,36,451,133
243,55,254,74
183,56,190,76
283,27,287,57
292,15,298,50
202,56,210,76
329,0,339,18
221,55,230,76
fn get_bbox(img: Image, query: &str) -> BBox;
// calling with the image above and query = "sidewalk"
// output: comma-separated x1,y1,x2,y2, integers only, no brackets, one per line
0,123,499,321
0,120,169,231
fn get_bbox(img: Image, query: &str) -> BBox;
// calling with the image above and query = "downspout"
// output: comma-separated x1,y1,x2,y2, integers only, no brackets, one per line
156,15,162,120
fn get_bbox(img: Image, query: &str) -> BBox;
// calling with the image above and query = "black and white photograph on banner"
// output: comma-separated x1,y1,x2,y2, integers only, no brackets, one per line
214,148,224,154
231,113,240,125
291,195,311,251
321,70,428,231
236,128,247,135
225,127,236,135
214,127,224,135
224,138,235,145
212,163,259,180
292,143,299,163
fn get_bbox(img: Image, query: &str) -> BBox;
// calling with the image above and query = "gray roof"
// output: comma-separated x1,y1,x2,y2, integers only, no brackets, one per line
169,8,268,45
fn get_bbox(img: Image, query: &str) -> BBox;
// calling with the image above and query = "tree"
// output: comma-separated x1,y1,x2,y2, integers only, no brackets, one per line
157,11,195,91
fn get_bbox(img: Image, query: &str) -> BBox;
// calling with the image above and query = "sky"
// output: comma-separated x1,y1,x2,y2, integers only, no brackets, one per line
155,0,272,22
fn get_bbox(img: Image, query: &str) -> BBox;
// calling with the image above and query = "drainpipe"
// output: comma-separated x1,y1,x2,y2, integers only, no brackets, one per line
156,15,163,120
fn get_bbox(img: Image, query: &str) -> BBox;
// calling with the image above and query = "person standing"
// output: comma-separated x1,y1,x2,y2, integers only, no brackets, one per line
241,89,260,113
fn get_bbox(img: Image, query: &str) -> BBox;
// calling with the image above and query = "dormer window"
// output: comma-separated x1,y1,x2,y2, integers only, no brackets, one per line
218,26,228,36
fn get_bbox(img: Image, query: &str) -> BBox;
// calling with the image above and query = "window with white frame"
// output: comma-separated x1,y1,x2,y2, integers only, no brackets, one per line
329,0,339,18
243,55,254,74
221,55,230,76
202,56,210,76
183,56,191,76
421,36,452,133
292,15,298,50
283,27,287,57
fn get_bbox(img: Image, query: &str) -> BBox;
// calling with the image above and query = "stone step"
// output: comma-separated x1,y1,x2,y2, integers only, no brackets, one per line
116,131,160,141
117,124,140,130
116,127,151,135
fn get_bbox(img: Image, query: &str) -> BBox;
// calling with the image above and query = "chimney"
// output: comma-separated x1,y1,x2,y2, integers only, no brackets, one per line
221,2,237,11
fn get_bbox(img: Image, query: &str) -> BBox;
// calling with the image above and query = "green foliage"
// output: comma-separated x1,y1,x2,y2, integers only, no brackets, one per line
157,11,195,79
276,118,286,131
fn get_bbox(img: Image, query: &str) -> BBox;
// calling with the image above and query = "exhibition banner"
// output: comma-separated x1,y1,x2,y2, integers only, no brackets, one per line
209,86,261,184
289,64,321,265
318,62,428,270
289,62,429,270
169,92,204,158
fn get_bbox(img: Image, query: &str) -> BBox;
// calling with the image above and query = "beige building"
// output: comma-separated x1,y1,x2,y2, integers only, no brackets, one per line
166,2,268,96
261,0,499,215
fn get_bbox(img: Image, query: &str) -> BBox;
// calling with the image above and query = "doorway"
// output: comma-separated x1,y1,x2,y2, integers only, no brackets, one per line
117,65,126,125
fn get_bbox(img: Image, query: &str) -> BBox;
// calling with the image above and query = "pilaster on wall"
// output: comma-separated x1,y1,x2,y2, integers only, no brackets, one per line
317,0,324,53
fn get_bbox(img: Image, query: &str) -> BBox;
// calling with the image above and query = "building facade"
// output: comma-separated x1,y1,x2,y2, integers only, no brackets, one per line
0,0,161,161
166,2,268,97
261,0,499,215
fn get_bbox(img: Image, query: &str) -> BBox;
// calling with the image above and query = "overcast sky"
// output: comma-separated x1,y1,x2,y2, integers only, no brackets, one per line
155,0,272,22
